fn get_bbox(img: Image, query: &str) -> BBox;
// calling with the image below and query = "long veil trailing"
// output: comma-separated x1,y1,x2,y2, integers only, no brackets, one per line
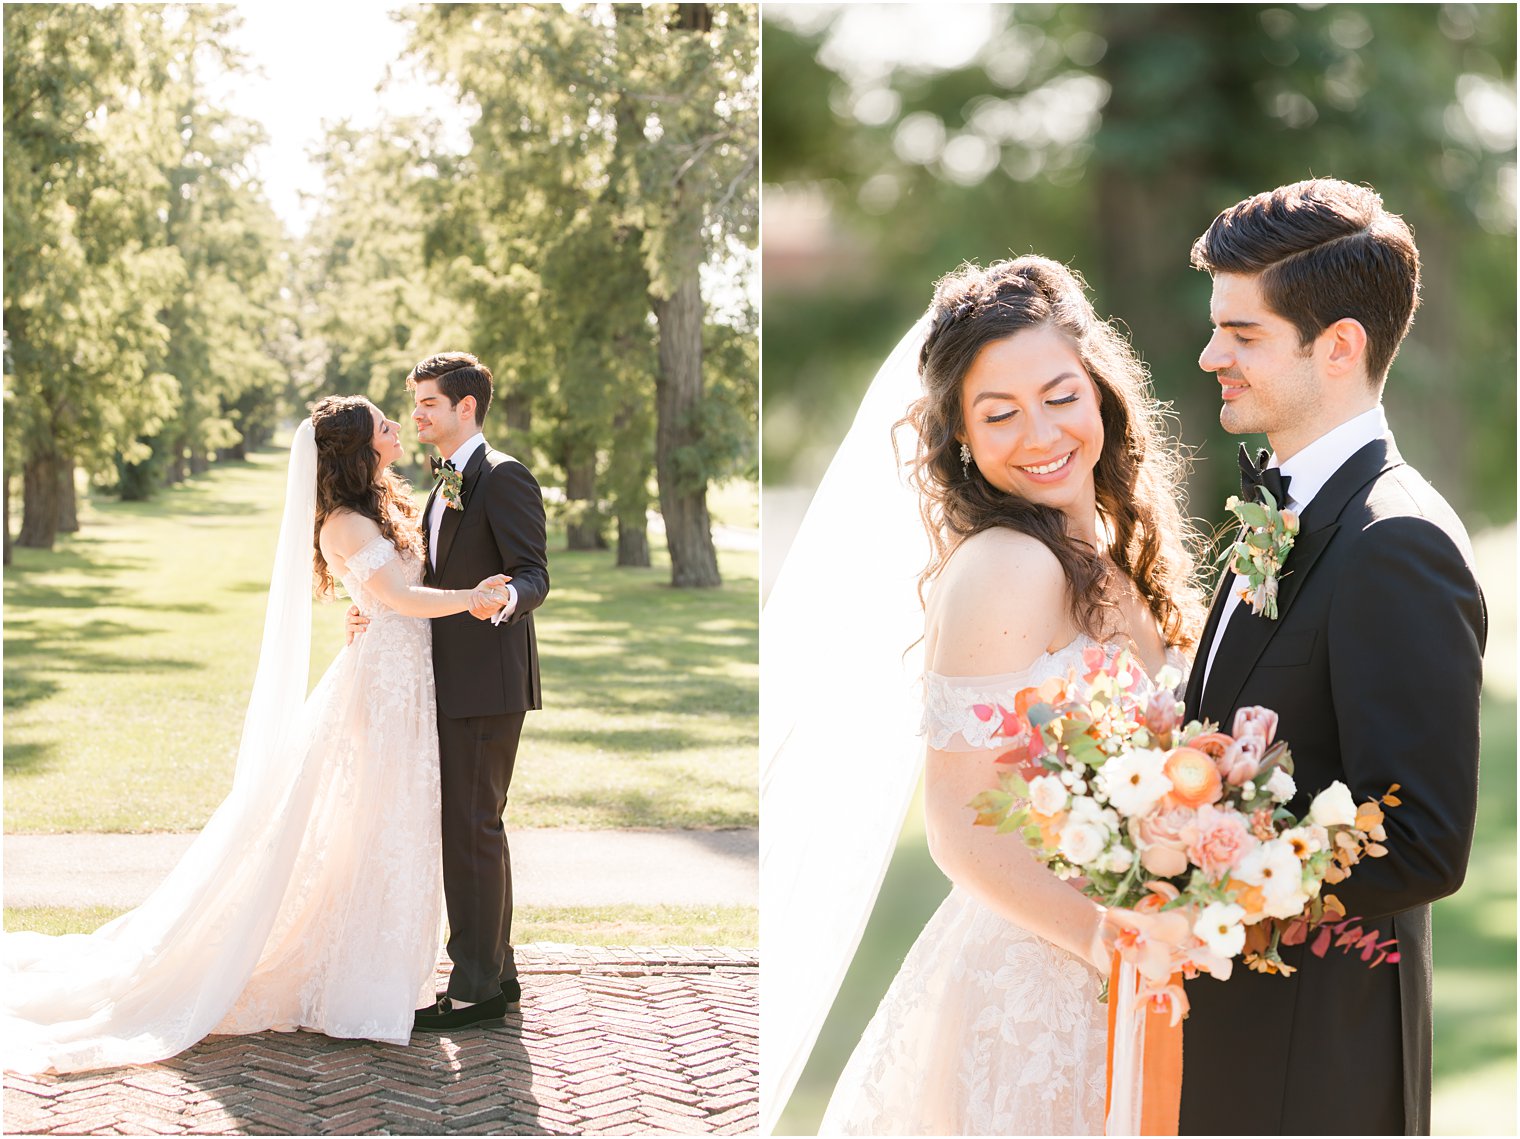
760,314,934,1132
3,421,321,1073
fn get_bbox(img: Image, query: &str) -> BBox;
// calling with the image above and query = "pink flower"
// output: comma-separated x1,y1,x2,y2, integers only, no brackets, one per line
1220,735,1267,786
1129,804,1196,878
1232,706,1279,746
1184,804,1258,880
1145,692,1182,738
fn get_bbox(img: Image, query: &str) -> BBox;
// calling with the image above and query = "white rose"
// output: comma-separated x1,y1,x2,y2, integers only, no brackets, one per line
1098,748,1173,818
1193,901,1247,958
1309,782,1358,829
1069,794,1120,834
1058,820,1108,866
1264,767,1297,803
1028,774,1069,816
1103,845,1134,874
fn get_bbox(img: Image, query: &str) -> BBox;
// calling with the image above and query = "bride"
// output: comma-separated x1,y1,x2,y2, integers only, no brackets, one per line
762,256,1207,1134
3,395,508,1074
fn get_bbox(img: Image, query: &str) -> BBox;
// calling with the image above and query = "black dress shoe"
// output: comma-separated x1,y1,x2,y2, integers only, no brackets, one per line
413,990,509,1032
501,977,521,1011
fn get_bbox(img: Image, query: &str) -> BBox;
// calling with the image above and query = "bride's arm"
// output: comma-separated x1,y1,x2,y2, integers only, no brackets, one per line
320,513,502,619
921,529,1112,971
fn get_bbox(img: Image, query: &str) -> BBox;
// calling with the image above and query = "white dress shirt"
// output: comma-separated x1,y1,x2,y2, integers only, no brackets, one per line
1200,405,1389,693
428,432,517,621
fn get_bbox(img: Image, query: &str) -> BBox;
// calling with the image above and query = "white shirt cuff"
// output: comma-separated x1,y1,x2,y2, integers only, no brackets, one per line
490,583,517,626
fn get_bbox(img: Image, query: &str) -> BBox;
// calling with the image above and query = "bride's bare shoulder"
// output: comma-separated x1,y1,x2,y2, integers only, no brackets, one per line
319,509,383,563
926,529,1068,676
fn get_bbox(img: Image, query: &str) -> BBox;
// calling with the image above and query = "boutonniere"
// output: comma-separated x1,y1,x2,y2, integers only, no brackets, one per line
1224,488,1299,620
430,458,465,511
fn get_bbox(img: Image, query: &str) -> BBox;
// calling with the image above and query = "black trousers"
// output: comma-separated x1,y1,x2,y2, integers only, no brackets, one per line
437,710,524,1002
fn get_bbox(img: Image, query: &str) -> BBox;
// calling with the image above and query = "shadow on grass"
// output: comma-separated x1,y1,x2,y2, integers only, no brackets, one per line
2,740,60,778
527,761,758,828
531,547,757,736
5,520,211,719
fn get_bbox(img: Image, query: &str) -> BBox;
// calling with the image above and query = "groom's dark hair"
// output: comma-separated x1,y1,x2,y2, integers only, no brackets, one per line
1190,178,1420,385
407,352,493,426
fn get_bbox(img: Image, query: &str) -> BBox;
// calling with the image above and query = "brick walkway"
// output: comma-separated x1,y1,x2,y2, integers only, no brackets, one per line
4,946,758,1136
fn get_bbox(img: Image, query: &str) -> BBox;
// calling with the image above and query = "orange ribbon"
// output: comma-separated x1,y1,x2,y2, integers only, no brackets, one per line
1103,957,1183,1135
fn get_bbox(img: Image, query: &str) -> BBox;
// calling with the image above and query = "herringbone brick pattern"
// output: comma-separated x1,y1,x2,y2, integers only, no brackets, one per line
4,946,758,1136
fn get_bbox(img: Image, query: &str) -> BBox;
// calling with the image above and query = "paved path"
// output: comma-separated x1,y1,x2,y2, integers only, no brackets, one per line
3,829,758,911
4,946,758,1136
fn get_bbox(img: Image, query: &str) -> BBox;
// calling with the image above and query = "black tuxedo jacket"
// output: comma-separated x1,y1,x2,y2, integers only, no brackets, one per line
1179,434,1486,1135
422,443,548,720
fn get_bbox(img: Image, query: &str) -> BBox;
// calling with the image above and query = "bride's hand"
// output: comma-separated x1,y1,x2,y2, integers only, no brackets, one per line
344,604,370,645
467,574,513,620
1094,906,1194,981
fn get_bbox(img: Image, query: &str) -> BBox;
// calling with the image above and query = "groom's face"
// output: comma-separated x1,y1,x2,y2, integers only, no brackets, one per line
1199,272,1323,458
411,379,474,454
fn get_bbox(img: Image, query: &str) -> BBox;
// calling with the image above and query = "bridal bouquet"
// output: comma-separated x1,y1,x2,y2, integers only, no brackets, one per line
970,646,1399,1019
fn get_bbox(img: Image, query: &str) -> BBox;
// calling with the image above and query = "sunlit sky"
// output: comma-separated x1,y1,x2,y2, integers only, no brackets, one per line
220,2,467,235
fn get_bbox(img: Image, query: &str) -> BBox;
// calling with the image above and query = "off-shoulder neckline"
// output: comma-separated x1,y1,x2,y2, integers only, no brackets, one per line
925,633,1184,686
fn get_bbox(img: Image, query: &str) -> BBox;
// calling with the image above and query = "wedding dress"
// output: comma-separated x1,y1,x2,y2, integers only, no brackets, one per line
3,423,444,1074
760,310,1183,1134
819,634,1186,1136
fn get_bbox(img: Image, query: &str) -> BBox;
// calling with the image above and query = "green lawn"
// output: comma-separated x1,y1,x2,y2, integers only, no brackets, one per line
4,445,757,832
4,902,759,948
780,527,1517,1136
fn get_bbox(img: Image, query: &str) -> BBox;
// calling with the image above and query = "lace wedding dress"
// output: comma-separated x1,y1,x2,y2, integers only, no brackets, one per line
819,635,1185,1136
3,534,444,1074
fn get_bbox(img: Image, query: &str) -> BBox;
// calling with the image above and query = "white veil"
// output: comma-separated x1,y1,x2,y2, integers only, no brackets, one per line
232,417,316,791
3,420,321,1073
760,314,934,1132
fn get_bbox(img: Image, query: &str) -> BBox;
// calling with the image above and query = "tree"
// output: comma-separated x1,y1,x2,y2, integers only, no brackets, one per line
405,2,757,583
4,4,183,549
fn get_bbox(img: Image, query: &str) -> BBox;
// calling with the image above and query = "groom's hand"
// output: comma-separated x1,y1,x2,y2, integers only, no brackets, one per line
468,574,513,621
344,604,370,645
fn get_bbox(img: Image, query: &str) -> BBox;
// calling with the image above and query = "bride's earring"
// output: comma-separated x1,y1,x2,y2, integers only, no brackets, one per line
959,442,972,478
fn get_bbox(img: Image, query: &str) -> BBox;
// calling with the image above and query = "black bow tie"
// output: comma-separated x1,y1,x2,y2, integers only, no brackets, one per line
1238,443,1291,507
429,455,456,478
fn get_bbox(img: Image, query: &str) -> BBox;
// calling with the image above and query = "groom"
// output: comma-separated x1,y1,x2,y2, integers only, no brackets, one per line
353,351,549,1031
1180,179,1486,1134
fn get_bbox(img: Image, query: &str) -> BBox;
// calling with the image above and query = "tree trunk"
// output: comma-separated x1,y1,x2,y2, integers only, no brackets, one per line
189,449,209,476
565,457,606,550
652,187,722,588
616,512,651,567
165,448,185,486
56,459,79,533
652,270,721,587
502,391,532,439
3,471,12,566
19,451,61,549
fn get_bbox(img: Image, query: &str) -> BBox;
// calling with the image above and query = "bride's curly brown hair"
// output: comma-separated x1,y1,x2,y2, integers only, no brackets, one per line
902,255,1207,652
310,395,424,598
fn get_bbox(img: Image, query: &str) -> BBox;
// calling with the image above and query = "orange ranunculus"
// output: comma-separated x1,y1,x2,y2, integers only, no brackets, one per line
1163,747,1223,808
1185,731,1236,761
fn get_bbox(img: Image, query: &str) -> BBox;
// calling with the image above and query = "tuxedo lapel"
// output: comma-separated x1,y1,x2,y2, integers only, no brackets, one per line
1199,525,1336,723
433,445,490,581
1185,558,1233,717
422,478,441,583
1198,432,1403,722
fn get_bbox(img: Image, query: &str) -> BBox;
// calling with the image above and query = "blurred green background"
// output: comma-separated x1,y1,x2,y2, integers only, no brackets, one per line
762,4,1516,1134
